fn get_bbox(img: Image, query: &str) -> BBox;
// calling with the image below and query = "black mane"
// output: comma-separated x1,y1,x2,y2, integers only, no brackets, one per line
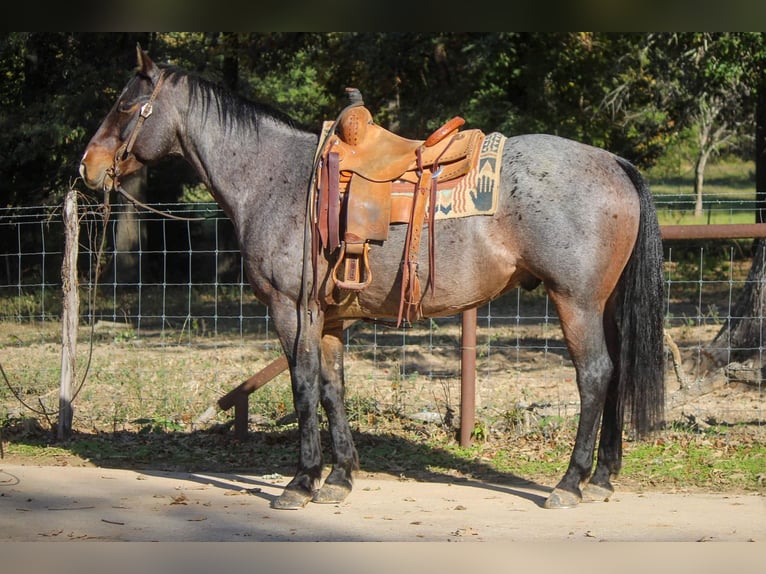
160,64,302,135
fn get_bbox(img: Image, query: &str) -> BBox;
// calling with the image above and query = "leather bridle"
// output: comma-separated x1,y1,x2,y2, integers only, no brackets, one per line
105,70,204,222
108,70,166,189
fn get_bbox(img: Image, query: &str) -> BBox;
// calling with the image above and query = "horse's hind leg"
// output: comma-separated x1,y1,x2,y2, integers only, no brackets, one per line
312,325,359,504
580,385,621,503
582,303,622,502
544,295,613,509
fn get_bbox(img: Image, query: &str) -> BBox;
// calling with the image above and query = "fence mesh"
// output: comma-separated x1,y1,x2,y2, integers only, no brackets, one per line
0,199,763,434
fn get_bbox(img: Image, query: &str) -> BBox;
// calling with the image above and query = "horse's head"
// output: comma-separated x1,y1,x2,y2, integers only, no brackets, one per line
79,45,173,192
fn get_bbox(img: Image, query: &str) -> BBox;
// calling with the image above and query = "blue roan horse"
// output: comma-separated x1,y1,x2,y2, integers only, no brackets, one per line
80,46,665,510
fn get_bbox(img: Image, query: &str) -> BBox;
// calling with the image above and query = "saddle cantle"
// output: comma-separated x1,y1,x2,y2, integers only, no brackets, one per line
313,88,485,326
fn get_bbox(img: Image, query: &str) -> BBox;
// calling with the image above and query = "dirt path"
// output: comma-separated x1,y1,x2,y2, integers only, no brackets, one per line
1,463,762,542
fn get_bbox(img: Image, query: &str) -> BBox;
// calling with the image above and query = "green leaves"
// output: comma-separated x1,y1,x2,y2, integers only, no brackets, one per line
3,32,766,207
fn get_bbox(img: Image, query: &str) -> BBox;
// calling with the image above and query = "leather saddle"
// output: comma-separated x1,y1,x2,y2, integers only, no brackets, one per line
314,88,485,325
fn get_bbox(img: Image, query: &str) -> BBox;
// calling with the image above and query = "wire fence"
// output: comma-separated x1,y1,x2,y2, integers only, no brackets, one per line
0,198,764,435
655,193,760,224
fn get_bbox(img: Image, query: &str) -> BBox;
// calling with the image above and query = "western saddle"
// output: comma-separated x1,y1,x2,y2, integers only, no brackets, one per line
314,88,485,326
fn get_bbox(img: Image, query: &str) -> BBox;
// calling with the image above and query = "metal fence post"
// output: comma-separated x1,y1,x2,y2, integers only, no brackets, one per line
460,308,477,447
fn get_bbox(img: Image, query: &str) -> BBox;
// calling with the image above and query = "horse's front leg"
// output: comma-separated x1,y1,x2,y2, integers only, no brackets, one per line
272,320,324,510
313,325,359,504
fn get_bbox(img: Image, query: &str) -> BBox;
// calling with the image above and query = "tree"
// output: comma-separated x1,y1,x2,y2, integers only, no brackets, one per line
0,32,710,208
708,34,766,370
676,33,755,217
0,32,150,207
515,33,679,167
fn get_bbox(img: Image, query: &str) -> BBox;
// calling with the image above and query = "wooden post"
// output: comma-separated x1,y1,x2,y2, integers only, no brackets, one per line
58,188,79,439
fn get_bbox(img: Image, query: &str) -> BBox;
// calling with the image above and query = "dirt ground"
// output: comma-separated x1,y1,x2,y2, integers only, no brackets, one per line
1,319,764,544
1,462,763,542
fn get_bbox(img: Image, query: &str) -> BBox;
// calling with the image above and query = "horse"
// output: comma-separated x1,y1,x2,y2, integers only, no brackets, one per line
79,46,666,510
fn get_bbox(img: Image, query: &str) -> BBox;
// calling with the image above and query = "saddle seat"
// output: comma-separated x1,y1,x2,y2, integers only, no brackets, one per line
314,89,485,325
327,101,478,183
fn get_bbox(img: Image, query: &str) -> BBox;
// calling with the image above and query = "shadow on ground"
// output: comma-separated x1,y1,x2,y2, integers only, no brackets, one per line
2,421,554,506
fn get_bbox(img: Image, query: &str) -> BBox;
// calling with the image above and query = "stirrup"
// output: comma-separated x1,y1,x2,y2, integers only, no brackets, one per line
332,242,373,291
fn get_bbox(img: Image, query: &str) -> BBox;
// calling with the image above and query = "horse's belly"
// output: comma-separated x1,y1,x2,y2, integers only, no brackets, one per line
328,234,520,321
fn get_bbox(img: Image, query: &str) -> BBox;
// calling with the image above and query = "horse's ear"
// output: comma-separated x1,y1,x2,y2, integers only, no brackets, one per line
135,43,160,81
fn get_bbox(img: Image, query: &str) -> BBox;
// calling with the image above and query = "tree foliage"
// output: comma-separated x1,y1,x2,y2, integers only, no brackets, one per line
1,32,764,208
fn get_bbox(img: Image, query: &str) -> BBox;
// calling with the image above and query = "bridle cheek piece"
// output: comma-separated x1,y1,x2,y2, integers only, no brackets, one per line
108,71,166,190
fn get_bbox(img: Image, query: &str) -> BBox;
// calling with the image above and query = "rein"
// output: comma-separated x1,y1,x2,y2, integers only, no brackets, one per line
114,184,206,222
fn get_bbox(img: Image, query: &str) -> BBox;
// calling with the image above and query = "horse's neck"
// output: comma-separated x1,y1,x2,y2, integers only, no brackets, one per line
181,108,317,224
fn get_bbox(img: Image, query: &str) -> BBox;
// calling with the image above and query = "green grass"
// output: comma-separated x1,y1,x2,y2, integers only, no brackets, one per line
620,428,765,491
435,424,765,492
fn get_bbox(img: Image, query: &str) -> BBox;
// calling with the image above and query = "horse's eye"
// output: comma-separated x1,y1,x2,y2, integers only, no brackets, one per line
118,100,143,114
117,101,134,113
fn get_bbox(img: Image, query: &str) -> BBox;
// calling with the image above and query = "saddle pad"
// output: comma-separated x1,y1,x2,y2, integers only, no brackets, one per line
316,122,506,221
430,131,506,219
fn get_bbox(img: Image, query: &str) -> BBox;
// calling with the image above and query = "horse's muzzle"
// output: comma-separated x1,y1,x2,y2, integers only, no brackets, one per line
80,148,142,192
78,159,111,192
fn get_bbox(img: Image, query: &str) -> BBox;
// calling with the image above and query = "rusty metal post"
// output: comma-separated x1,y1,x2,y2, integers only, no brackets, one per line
218,355,289,411
233,394,250,441
460,308,477,447
218,355,289,439
661,223,766,240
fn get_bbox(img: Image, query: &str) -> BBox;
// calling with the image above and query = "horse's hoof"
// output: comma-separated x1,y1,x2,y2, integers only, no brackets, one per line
312,482,352,504
272,488,314,510
582,483,613,503
543,488,581,509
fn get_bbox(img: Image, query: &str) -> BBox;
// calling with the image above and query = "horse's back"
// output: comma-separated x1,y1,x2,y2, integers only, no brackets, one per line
500,133,640,211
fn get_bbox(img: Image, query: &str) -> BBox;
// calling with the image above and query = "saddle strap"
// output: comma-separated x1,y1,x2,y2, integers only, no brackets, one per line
317,154,330,247
397,168,433,327
317,151,341,252
327,152,341,251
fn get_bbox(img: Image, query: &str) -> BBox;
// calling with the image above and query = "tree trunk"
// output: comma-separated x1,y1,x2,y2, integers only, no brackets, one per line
221,33,239,92
693,148,710,218
757,60,766,224
710,238,766,363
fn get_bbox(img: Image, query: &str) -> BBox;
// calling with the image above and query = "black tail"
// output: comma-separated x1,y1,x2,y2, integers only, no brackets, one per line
614,157,665,437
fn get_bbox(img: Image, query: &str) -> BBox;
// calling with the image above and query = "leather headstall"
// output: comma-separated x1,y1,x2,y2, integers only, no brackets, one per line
109,70,167,191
